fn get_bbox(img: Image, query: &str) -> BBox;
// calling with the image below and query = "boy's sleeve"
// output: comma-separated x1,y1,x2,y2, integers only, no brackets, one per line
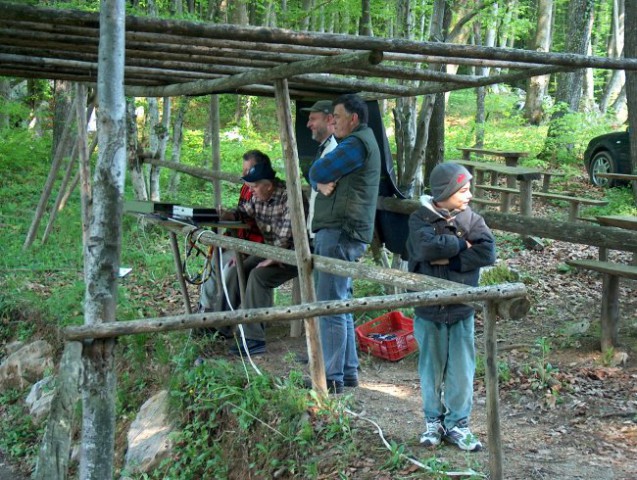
407,209,467,262
448,214,496,272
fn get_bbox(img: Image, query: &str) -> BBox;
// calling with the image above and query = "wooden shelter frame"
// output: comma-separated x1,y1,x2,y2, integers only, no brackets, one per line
6,2,637,479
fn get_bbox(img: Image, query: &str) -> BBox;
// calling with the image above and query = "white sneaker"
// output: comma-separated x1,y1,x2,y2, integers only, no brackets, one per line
419,418,445,447
443,424,482,452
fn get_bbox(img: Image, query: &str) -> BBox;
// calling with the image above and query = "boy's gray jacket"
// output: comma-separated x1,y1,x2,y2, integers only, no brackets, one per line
406,200,496,324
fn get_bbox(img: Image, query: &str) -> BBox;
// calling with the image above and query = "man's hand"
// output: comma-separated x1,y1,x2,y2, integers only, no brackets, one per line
219,207,236,221
317,181,337,197
430,258,450,266
257,258,278,268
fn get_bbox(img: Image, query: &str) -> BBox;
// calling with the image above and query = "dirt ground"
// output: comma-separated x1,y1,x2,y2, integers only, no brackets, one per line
229,237,637,480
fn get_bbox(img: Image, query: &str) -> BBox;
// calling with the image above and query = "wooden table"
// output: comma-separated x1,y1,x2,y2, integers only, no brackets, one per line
455,159,542,215
459,147,528,167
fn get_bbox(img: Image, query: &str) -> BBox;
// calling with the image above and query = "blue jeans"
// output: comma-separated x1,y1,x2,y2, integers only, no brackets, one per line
314,228,366,383
413,314,476,429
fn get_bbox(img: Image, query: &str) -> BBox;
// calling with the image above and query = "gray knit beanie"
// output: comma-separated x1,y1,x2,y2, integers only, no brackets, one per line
430,163,473,202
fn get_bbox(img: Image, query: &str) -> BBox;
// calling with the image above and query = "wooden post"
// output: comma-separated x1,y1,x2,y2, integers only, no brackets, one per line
484,300,503,480
600,273,619,351
274,78,326,394
518,180,533,217
290,278,304,337
169,232,192,314
568,201,580,222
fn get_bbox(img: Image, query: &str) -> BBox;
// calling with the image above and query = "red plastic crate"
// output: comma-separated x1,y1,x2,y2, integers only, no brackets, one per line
355,311,418,361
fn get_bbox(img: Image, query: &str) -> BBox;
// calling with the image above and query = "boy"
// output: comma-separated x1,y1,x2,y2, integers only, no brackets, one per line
406,162,496,452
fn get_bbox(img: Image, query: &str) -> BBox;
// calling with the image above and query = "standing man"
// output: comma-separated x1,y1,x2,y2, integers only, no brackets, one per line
301,100,338,240
309,94,381,393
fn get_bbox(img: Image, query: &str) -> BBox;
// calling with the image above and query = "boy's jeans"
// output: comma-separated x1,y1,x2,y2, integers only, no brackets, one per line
314,228,366,382
413,314,476,429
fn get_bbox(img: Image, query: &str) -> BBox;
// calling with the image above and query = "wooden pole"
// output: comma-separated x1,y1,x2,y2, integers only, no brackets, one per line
484,300,503,480
274,78,327,394
169,232,192,314
23,94,78,249
63,283,527,341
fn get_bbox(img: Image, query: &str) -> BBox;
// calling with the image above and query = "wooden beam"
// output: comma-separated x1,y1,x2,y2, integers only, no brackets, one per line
62,282,527,341
125,50,383,97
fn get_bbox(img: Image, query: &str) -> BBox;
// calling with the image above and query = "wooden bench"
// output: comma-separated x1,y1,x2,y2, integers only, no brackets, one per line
566,259,637,351
474,184,521,213
473,185,608,221
470,197,501,211
596,215,637,264
533,192,608,222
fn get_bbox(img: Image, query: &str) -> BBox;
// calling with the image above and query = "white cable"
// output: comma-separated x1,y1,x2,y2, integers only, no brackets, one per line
344,408,486,478
218,250,262,376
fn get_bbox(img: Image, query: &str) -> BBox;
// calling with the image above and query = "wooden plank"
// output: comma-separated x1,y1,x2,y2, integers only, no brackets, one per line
533,191,608,205
596,215,637,231
474,184,520,194
566,260,637,280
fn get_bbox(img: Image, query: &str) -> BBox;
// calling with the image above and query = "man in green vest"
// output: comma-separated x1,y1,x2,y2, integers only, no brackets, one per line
309,94,381,394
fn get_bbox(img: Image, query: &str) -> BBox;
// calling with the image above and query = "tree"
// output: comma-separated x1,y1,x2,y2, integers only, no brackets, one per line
524,0,553,125
79,0,126,476
554,0,595,112
599,0,625,117
625,0,637,202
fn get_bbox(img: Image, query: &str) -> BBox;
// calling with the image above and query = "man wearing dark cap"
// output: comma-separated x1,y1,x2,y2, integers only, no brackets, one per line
220,150,298,356
406,162,496,452
308,93,381,394
301,100,338,240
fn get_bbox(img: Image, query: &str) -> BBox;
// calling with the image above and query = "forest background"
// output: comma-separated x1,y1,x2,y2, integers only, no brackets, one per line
1,0,636,479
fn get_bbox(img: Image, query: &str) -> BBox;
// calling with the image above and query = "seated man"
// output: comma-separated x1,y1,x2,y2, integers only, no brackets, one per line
197,150,265,339
220,152,298,356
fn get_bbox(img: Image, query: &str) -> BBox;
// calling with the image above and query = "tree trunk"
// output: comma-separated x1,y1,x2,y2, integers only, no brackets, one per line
147,97,161,200
0,78,10,129
33,342,83,480
524,0,553,125
360,0,372,36
424,93,445,190
79,0,125,476
554,0,594,112
541,0,594,161
168,97,187,195
126,98,148,200
600,0,625,114
51,80,74,161
473,20,486,146
625,0,637,202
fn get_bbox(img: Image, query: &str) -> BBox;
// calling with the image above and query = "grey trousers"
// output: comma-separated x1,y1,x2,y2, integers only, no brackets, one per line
222,254,298,341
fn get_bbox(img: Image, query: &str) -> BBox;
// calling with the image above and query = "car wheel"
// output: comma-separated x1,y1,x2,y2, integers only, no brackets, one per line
589,150,617,187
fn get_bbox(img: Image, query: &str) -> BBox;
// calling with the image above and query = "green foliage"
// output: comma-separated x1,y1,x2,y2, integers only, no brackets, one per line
0,389,42,463
146,359,358,479
479,263,520,286
475,354,511,383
